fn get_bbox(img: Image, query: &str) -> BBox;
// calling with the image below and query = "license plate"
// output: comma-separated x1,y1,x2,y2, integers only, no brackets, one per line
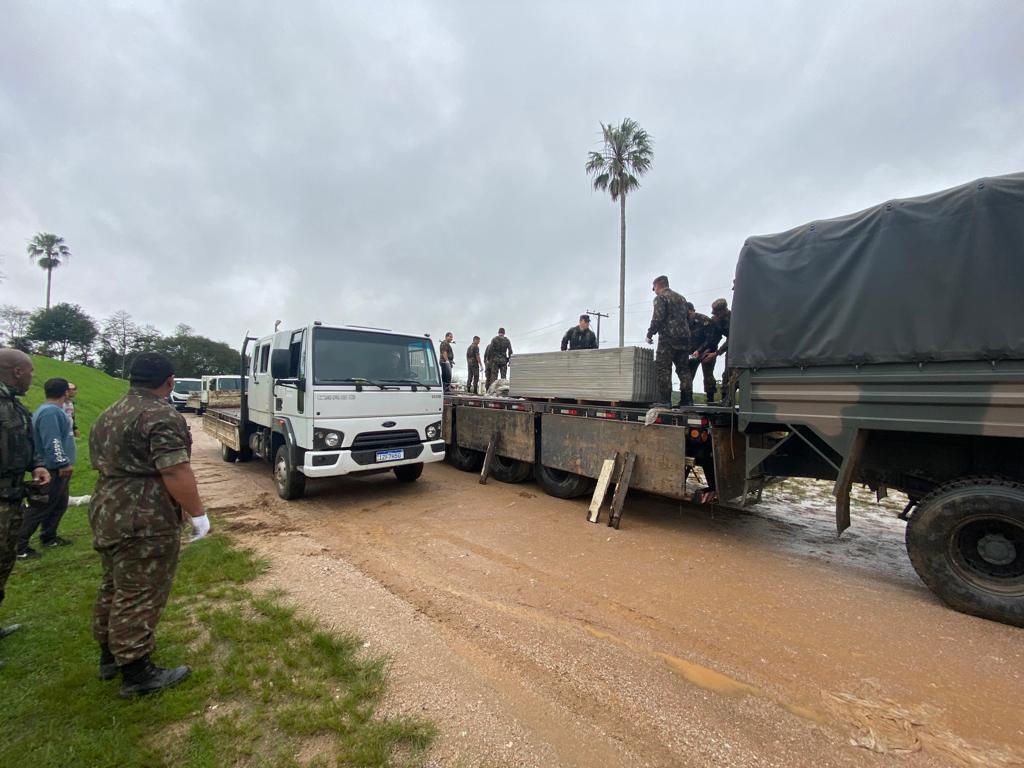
375,449,404,462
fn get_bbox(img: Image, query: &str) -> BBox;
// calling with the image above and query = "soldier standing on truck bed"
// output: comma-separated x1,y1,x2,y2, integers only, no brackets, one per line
645,275,691,408
685,302,714,404
0,349,51,658
560,315,599,351
439,332,454,392
697,298,732,403
484,328,513,389
466,336,482,394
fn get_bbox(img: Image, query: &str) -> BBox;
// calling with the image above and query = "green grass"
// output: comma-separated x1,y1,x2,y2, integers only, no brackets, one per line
0,508,435,767
23,355,129,496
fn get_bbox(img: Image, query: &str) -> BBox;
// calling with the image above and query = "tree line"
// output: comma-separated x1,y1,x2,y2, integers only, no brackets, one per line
0,303,241,379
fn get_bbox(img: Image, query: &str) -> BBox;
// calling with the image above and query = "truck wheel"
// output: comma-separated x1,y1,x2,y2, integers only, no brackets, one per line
274,445,306,500
237,446,253,463
394,463,424,483
490,456,533,484
447,443,484,473
905,477,1024,627
221,444,238,463
534,463,593,499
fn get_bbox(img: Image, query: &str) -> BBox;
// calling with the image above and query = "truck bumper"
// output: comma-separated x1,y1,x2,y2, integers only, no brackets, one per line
301,440,446,478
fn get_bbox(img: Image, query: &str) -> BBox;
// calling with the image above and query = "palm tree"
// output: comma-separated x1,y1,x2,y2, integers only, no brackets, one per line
26,233,71,310
585,118,653,347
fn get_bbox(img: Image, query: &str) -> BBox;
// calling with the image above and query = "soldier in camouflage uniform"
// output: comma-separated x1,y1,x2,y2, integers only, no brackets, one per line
697,298,732,403
685,302,715,404
484,328,513,389
466,336,482,394
0,349,50,656
89,352,210,697
645,275,691,407
560,315,599,351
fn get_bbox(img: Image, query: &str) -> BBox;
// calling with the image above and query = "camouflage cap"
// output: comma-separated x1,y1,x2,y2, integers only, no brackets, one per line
130,352,175,386
712,298,728,312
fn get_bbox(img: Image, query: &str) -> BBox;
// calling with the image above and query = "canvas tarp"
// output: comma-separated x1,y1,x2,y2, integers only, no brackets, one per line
728,172,1024,369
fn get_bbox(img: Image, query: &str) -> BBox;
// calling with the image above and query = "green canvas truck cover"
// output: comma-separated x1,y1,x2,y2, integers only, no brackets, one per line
729,172,1024,369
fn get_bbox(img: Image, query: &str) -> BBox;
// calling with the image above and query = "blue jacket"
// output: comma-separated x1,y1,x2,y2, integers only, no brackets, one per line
32,403,76,470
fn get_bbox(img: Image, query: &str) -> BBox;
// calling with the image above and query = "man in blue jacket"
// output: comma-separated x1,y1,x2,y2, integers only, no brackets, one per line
17,378,75,559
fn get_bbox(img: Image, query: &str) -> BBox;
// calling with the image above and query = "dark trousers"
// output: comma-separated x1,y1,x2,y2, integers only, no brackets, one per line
18,473,69,551
655,341,691,405
467,363,480,394
687,357,718,401
441,361,452,392
0,499,22,606
93,533,180,665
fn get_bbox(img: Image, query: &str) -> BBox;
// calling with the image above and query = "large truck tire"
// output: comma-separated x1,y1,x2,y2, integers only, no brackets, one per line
274,445,306,500
394,463,424,483
905,477,1024,627
490,455,533,484
534,463,593,499
221,444,238,463
447,442,484,473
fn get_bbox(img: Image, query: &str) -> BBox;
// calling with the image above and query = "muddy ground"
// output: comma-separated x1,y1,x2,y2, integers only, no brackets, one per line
189,417,1023,768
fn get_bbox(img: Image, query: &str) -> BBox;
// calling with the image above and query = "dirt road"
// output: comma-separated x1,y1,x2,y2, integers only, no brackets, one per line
189,418,1023,768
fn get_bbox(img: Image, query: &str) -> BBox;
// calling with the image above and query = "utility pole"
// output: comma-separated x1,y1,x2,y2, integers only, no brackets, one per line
585,309,610,347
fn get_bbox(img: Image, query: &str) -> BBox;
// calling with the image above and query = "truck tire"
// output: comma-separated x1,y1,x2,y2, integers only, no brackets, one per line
447,443,484,473
274,445,306,500
237,446,254,463
905,477,1024,627
394,463,424,482
534,463,593,499
490,455,533,484
221,444,238,463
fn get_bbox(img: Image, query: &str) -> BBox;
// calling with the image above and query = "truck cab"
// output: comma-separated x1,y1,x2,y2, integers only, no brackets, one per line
193,374,243,414
169,377,201,411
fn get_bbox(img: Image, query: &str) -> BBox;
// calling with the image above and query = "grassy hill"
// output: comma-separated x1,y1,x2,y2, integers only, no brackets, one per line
23,356,129,495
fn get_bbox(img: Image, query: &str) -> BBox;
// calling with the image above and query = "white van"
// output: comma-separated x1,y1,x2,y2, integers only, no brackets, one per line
170,377,202,411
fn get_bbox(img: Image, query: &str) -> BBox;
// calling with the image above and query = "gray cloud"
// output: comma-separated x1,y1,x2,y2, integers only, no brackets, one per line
2,0,1021,359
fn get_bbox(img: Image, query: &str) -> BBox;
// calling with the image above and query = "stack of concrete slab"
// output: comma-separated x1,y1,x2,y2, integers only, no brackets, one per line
509,347,657,402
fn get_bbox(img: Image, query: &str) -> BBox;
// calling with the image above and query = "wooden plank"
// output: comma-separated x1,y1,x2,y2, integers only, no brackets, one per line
479,432,498,485
587,454,618,524
832,428,867,536
608,451,636,529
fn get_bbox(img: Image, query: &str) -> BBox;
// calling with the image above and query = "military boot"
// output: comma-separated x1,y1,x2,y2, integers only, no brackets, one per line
98,644,118,681
118,656,191,698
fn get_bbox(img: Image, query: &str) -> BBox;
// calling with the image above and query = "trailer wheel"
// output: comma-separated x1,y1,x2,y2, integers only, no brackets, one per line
534,463,593,499
447,443,484,473
490,455,533,484
274,445,306,500
906,477,1024,627
221,444,238,463
394,463,424,483
237,447,253,463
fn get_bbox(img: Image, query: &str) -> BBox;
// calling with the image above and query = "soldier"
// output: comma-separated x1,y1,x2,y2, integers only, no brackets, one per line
698,298,732,403
439,332,454,392
645,275,691,408
0,349,50,656
466,335,482,394
560,315,599,351
685,302,714,404
485,328,513,389
89,352,210,697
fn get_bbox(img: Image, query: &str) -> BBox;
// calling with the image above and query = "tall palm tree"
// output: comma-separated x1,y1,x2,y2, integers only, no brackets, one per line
26,232,71,310
585,118,653,347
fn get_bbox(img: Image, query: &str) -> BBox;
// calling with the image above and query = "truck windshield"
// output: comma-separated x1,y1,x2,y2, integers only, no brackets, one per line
214,377,242,391
173,380,201,394
312,328,441,387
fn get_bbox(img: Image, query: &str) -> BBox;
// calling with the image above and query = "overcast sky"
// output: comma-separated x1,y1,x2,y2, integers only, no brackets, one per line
2,1,1022,364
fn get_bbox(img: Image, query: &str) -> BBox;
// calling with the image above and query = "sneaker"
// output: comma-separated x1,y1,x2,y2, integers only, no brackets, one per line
42,536,73,548
15,548,41,561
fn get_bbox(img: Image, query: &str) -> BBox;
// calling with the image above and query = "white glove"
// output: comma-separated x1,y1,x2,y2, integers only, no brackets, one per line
189,513,211,541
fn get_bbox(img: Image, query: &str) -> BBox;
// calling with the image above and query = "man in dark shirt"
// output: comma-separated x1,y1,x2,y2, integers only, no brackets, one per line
465,336,482,394
438,332,454,392
698,298,732,403
561,315,599,351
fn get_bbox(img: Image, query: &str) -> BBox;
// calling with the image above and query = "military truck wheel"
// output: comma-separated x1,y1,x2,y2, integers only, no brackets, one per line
447,443,484,473
274,445,306,500
394,463,424,482
490,456,533,484
906,477,1024,627
221,444,238,463
534,463,593,499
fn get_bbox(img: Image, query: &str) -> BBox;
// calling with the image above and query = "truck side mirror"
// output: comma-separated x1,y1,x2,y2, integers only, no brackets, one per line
270,349,292,380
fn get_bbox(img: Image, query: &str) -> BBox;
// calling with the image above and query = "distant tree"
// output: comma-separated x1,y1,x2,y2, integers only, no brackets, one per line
585,118,653,347
154,332,240,378
100,310,140,378
0,304,31,343
26,303,98,361
173,323,195,337
26,233,72,310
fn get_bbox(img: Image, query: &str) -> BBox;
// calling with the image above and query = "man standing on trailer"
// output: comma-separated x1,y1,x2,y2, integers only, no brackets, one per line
698,298,732,403
439,332,455,392
560,315,599,351
685,302,713,405
466,335,482,394
485,328,513,389
645,275,691,408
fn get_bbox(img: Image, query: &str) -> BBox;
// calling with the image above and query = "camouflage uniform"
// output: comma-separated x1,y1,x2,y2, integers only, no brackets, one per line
466,342,481,394
647,288,691,405
485,335,512,389
700,303,732,402
89,389,192,666
560,326,598,351
686,311,715,401
0,382,41,608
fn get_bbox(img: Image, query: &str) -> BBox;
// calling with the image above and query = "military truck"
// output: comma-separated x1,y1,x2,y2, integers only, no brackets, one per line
443,172,1024,627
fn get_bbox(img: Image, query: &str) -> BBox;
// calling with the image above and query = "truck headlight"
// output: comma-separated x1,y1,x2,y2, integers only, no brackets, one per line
314,429,344,450
324,431,341,448
425,421,441,440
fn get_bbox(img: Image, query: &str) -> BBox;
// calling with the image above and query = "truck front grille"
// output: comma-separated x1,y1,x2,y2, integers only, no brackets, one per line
350,430,420,451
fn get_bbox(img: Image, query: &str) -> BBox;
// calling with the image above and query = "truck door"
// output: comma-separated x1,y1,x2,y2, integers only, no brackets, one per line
248,343,273,424
274,330,306,422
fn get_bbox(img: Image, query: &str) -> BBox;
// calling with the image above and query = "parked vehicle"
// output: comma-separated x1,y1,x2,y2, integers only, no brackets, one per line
190,375,243,415
169,378,201,411
204,322,446,500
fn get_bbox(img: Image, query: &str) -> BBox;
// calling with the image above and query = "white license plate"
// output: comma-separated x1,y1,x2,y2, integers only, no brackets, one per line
375,449,404,462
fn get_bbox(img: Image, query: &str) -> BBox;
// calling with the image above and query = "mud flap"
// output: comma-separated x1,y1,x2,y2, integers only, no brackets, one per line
832,428,867,537
711,424,747,504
